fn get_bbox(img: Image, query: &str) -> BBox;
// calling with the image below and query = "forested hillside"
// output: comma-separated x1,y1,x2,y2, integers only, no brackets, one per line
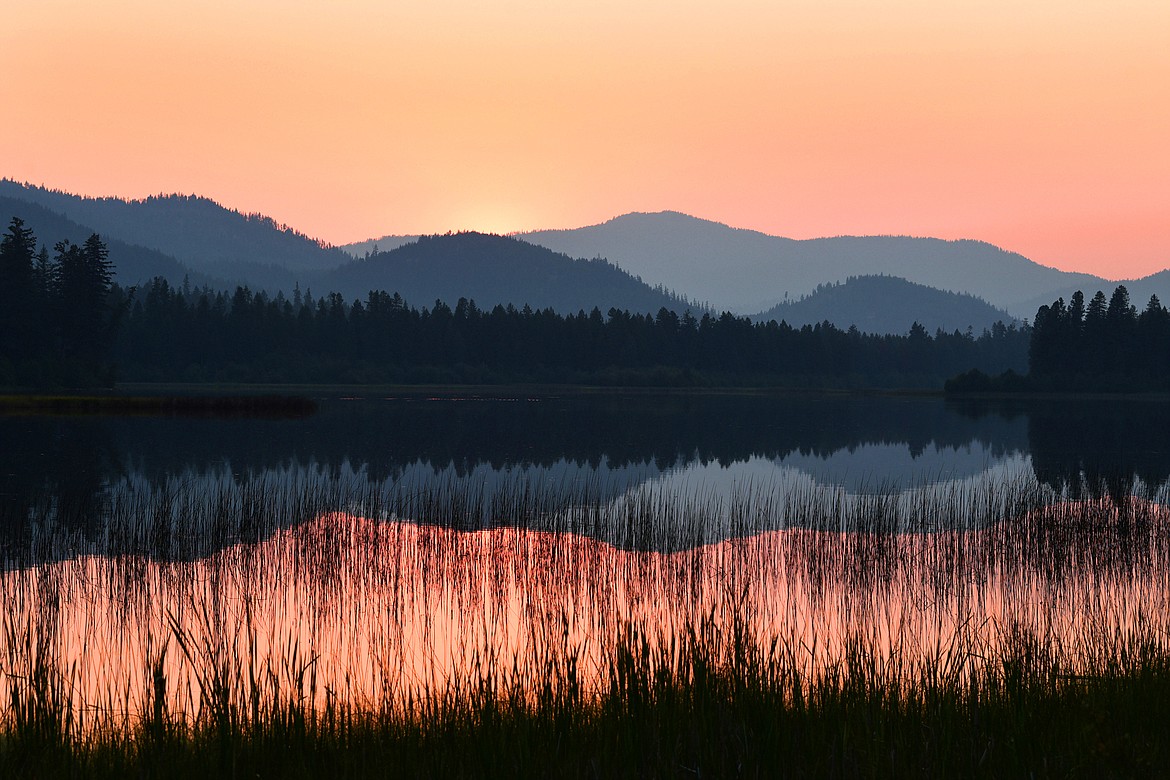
0,181,349,275
0,196,222,288
325,232,697,315
752,275,1015,335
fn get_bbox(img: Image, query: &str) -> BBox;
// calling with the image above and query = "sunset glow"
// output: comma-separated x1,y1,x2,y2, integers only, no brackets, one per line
3,0,1168,277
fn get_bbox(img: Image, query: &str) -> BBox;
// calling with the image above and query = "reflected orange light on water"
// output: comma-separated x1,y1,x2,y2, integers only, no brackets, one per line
3,501,1169,731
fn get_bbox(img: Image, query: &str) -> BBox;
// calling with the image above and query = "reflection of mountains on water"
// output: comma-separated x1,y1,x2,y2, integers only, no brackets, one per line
88,444,1031,558
5,393,1165,555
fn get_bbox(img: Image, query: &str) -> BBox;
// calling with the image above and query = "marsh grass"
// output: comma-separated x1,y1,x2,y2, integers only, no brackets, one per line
2,470,1170,776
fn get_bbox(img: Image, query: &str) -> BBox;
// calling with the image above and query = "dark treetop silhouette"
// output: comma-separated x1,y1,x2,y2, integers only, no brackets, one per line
0,218,117,387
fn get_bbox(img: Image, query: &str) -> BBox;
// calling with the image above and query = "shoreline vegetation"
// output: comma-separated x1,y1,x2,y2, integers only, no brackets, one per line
5,633,1169,777
3,474,1170,776
2,216,1030,391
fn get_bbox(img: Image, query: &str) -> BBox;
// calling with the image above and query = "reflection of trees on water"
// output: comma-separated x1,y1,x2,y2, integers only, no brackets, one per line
4,394,1168,562
0,417,122,553
3,394,1033,552
951,398,1170,500
9,394,1027,485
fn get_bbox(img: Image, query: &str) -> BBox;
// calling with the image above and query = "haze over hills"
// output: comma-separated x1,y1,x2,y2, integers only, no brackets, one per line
522,211,1162,318
1,183,695,314
5,181,1164,326
343,234,421,257
0,195,227,290
0,180,347,283
752,276,1017,335
326,232,695,314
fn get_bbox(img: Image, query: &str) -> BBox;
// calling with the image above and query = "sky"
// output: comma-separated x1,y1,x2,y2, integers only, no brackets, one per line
3,0,1168,279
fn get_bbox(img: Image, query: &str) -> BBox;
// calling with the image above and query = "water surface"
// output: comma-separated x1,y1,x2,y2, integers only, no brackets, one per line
2,392,1168,728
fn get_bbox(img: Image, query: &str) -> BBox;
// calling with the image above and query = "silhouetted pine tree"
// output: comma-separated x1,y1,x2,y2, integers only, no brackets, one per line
0,217,38,364
53,234,116,383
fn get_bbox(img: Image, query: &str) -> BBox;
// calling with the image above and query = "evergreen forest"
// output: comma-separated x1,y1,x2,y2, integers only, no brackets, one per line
110,276,1027,387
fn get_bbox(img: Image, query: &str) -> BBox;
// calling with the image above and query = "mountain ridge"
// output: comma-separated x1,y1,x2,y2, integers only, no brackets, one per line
6,182,1165,321
324,232,698,315
0,180,349,277
521,211,1122,317
0,195,229,290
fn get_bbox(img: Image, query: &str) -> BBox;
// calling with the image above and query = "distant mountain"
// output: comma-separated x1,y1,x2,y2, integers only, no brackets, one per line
341,235,421,257
325,232,697,314
0,195,227,289
0,181,349,283
522,212,1134,318
11,182,1165,321
752,275,1015,335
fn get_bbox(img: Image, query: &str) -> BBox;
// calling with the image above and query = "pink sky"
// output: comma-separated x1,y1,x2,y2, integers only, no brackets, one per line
3,0,1167,279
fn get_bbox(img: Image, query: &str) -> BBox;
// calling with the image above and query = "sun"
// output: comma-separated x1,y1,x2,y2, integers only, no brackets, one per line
448,204,532,236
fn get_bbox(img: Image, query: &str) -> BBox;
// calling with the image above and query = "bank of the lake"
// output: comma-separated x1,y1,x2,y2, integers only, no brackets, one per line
0,392,317,418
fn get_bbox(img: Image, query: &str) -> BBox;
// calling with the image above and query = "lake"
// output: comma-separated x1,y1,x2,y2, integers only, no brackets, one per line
2,392,1169,730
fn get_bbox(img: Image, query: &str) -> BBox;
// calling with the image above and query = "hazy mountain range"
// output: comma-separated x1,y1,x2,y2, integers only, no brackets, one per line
349,212,1169,321
0,181,689,318
4,180,1167,335
521,212,1147,319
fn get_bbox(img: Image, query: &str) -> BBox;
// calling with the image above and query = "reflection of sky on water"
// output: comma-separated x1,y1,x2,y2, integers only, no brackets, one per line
110,439,1029,513
777,440,1022,492
101,441,1038,555
6,399,1168,727
595,451,1040,548
653,440,1027,497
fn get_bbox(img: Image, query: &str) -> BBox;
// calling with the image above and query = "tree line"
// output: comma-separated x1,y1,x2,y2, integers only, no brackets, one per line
0,218,117,386
113,277,1027,387
948,285,1170,393
1030,287,1170,389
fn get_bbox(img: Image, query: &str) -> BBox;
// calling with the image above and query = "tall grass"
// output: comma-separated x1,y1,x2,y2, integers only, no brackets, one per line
2,468,1169,775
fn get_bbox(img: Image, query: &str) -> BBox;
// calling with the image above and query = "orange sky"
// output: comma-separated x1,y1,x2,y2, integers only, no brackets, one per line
3,0,1168,278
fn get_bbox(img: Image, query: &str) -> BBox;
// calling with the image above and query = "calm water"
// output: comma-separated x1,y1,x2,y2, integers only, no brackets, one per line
2,392,1169,727
4,393,1169,547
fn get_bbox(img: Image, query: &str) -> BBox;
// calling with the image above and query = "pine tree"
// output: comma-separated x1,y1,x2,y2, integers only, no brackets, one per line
0,217,39,363
54,234,116,381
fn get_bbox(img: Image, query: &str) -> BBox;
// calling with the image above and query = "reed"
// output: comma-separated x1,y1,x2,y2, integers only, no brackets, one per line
2,468,1168,776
